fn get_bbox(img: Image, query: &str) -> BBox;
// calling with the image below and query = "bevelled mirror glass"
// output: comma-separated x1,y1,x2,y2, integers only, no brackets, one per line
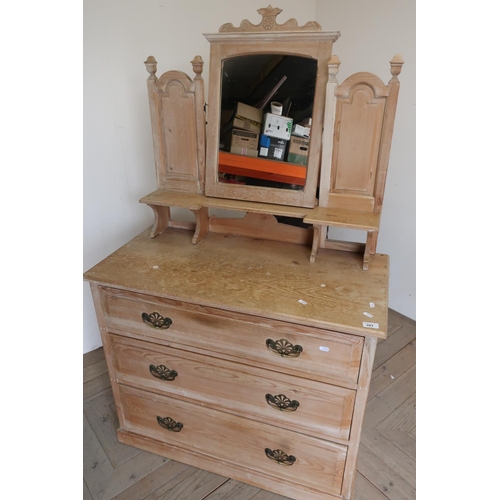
203,9,340,208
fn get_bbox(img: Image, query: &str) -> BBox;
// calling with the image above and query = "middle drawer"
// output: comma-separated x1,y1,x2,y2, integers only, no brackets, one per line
110,334,355,442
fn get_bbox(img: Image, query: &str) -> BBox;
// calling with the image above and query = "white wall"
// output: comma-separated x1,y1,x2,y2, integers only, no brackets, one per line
83,0,415,353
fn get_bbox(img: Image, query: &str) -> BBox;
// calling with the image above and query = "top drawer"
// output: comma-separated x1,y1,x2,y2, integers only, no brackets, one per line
100,287,364,387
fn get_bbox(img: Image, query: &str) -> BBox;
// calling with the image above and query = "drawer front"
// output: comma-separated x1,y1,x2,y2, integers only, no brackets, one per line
102,287,363,386
119,385,347,496
110,334,355,441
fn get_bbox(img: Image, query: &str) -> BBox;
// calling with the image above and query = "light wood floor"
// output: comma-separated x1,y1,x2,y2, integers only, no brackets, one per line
84,309,416,500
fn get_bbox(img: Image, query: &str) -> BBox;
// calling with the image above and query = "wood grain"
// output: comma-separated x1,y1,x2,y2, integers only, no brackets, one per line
102,287,364,387
83,308,415,500
84,228,389,339
316,56,404,269
110,334,356,442
119,385,347,496
83,228,397,500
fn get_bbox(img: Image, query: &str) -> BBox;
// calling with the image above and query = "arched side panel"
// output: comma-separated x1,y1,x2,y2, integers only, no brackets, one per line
319,59,403,214
156,79,198,184
145,60,205,194
330,84,387,203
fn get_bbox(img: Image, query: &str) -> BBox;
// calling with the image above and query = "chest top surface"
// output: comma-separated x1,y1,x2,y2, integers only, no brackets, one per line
84,228,389,338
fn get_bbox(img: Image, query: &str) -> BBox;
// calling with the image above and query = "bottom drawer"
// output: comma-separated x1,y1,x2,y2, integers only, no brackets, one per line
119,385,347,496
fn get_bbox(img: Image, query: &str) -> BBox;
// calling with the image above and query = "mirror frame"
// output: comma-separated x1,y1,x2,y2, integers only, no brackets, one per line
204,25,339,208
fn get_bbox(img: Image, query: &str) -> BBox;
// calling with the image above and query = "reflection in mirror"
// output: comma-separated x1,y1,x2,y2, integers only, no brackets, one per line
217,54,317,191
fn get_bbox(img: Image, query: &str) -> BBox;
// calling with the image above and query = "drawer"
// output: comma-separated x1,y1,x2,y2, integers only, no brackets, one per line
101,287,364,387
110,334,355,441
119,385,347,497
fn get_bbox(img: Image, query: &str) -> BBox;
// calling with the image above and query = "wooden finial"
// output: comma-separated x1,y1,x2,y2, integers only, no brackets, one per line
144,56,158,81
257,5,283,19
390,54,404,81
191,55,204,79
328,55,341,83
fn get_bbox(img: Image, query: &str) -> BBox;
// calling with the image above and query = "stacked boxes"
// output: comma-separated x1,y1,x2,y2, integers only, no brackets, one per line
287,136,309,166
258,135,287,161
287,117,310,165
225,101,310,167
232,102,263,133
291,123,311,139
225,102,263,157
227,129,259,158
258,111,293,161
262,113,293,141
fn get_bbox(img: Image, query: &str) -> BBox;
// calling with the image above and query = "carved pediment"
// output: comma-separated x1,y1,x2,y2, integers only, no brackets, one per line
219,5,322,32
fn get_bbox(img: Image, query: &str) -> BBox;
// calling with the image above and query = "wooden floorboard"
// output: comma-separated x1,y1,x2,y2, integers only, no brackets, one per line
83,308,416,500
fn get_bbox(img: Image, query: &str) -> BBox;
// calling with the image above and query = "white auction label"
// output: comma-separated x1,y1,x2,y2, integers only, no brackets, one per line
319,346,330,352
363,322,379,329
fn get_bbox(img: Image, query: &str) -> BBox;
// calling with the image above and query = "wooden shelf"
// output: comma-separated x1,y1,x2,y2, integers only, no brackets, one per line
139,189,382,269
304,207,380,230
140,189,308,218
139,190,205,210
140,189,378,229
218,151,306,186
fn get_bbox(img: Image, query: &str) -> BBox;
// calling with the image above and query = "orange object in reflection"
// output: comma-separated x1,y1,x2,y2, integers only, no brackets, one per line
218,151,306,186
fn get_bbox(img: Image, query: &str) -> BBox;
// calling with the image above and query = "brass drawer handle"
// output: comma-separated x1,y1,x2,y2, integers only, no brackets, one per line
266,338,303,357
149,364,178,381
157,416,183,432
142,312,172,330
265,393,300,412
265,448,296,466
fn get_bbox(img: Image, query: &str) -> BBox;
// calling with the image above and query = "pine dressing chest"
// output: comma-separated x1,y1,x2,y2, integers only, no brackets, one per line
84,228,389,500
84,7,403,499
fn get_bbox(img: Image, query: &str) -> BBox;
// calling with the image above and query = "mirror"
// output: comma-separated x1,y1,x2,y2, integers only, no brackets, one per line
218,54,317,191
204,9,339,208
